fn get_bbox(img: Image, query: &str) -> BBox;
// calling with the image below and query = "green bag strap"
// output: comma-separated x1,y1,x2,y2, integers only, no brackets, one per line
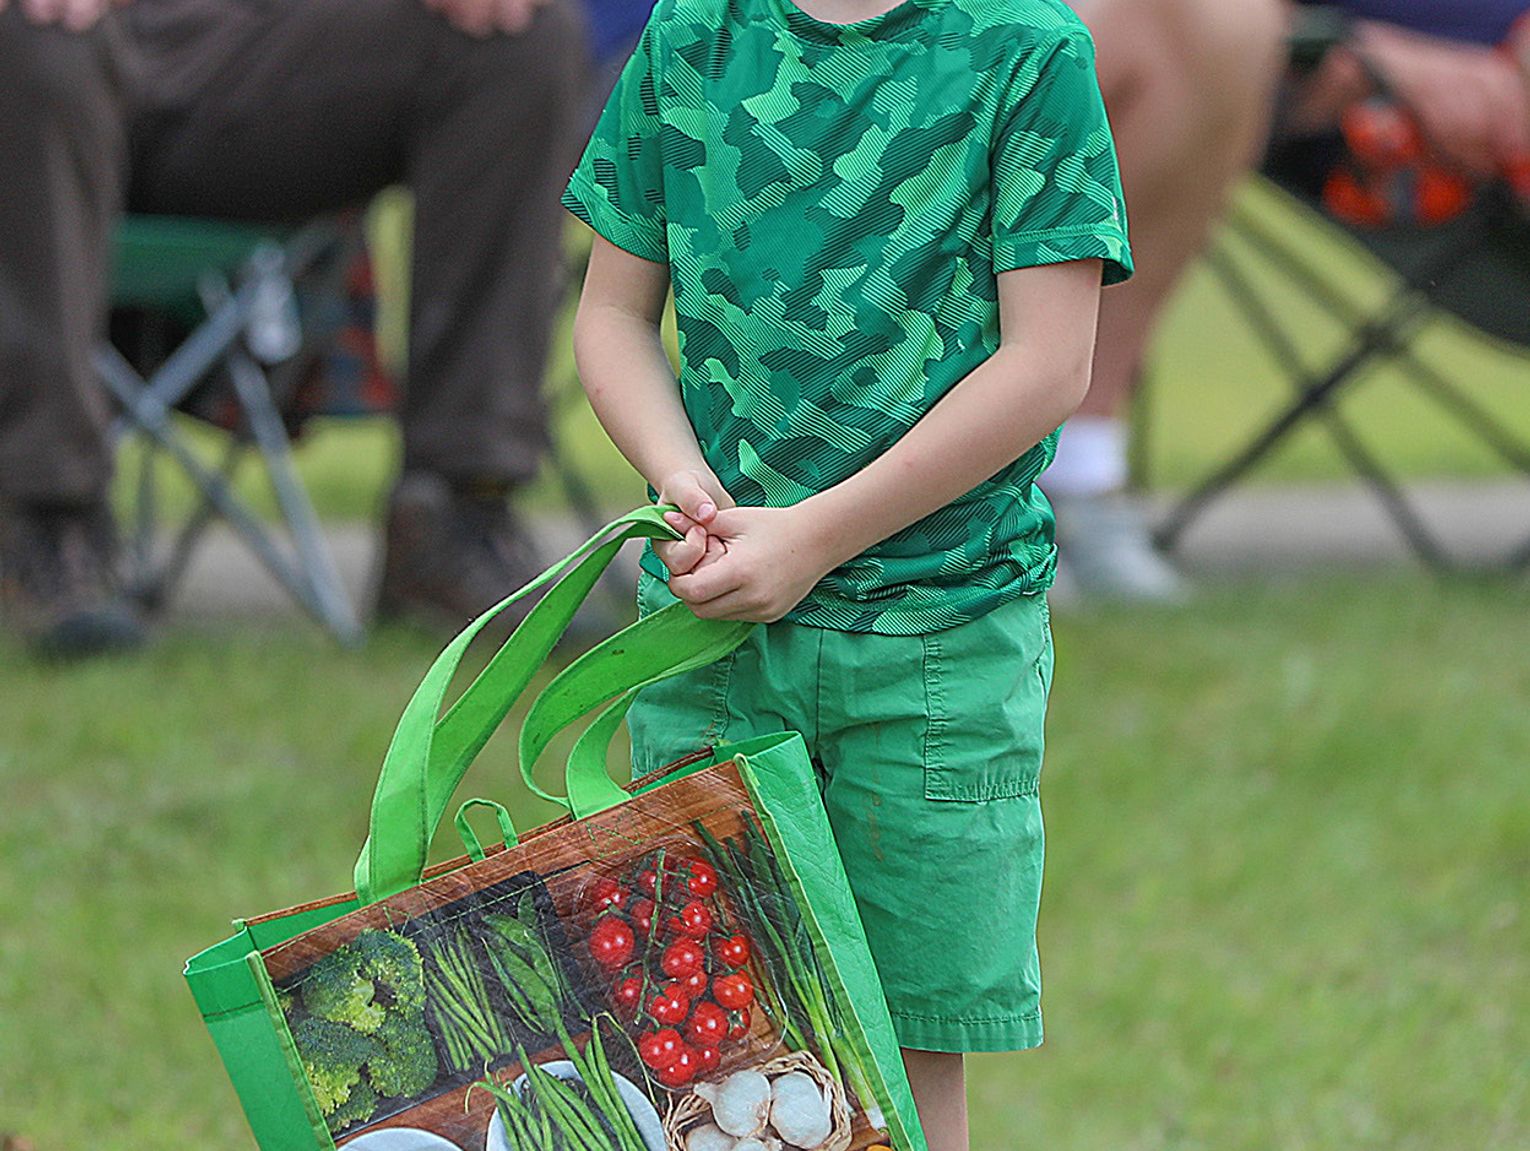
453,798,518,863
518,602,755,817
354,507,679,904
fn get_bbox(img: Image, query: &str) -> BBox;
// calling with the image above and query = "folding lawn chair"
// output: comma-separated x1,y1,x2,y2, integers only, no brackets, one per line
99,214,375,645
1151,21,1530,574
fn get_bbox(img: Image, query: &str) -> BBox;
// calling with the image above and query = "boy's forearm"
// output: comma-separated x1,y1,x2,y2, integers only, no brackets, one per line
799,343,1091,570
572,303,715,490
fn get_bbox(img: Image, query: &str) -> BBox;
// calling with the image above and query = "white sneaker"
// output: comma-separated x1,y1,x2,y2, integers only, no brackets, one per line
1049,492,1189,605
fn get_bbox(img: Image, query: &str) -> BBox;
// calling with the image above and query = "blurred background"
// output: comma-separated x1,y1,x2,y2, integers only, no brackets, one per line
1,1,1528,1149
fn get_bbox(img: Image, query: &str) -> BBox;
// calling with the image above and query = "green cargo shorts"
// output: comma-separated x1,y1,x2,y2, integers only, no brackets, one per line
629,571,1054,1054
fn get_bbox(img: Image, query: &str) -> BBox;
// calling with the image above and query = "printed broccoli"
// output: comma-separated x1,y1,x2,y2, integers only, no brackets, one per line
302,928,427,1033
285,929,440,1131
291,1016,378,1115
327,1079,381,1132
369,1011,439,1099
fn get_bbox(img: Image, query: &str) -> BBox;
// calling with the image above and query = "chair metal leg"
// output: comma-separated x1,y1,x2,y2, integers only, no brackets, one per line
1156,197,1512,572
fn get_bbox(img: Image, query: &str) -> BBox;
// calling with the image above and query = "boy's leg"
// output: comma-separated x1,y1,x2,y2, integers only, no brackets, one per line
1046,0,1287,601
902,1049,970,1151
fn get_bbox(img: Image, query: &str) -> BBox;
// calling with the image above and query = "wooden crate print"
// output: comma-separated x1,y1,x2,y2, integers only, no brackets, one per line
259,763,896,1151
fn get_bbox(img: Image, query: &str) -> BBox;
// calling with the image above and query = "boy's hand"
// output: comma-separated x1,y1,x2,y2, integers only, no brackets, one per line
654,468,733,576
668,505,836,623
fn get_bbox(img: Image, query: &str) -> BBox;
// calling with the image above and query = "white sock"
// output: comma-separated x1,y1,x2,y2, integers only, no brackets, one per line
1043,416,1128,497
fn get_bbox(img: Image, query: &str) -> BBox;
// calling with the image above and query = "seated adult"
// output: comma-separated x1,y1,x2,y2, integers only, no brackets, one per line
0,0,589,656
1046,0,1529,603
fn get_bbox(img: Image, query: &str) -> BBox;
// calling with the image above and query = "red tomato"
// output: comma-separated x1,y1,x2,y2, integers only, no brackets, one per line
586,876,627,913
686,1000,728,1047
712,972,754,1010
611,976,643,1015
636,867,659,897
676,968,709,998
717,933,751,968
696,1043,722,1073
661,938,703,979
649,988,690,1026
638,1028,684,1070
589,918,635,971
726,1005,752,1041
670,900,713,939
656,1043,700,1088
685,859,719,898
629,898,656,937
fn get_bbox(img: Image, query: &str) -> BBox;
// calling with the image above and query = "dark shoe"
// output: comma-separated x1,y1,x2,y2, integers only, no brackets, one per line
376,473,542,636
0,501,147,659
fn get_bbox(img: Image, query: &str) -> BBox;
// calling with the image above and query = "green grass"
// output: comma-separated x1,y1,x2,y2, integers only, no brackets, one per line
2,575,1526,1150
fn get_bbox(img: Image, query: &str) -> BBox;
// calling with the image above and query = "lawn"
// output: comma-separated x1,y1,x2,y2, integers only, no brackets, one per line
4,183,1529,1150
2,575,1527,1150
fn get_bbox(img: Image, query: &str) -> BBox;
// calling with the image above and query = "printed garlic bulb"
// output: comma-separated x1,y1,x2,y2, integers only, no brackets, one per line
696,1069,773,1137
733,1139,781,1151
685,1123,738,1151
768,1071,832,1150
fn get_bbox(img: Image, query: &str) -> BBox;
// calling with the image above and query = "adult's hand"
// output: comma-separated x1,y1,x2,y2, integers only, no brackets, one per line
0,0,127,32
1354,20,1530,178
421,0,550,37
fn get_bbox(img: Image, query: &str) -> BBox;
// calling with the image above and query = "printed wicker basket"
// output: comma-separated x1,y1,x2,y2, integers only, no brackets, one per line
663,1049,854,1151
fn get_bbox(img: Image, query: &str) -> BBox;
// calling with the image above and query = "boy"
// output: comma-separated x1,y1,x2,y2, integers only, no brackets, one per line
563,0,1131,1145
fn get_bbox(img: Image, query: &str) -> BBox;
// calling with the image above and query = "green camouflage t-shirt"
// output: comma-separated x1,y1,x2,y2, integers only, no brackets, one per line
564,0,1133,635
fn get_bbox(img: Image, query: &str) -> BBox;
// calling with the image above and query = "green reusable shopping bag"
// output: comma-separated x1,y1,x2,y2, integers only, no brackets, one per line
184,508,929,1151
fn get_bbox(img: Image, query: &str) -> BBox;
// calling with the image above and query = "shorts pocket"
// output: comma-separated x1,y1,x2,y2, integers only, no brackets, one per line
922,594,1053,803
628,572,735,775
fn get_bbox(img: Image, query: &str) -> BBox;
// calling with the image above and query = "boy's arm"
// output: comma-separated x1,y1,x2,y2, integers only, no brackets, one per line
669,259,1104,622
572,235,734,573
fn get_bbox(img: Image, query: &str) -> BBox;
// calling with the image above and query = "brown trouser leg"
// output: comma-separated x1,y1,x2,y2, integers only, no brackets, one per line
0,10,132,506
128,0,591,487
0,0,588,509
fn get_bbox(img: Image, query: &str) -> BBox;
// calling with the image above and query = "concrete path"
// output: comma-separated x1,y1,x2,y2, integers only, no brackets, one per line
164,479,1529,626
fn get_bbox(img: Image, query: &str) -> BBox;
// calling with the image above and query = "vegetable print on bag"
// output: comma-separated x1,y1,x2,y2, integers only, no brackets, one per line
184,509,929,1151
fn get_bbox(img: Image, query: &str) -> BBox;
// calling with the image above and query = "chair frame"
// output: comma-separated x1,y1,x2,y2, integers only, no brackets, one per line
1152,183,1530,573
97,219,367,644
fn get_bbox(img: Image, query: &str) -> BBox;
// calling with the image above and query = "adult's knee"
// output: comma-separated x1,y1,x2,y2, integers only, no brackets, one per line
443,0,589,117
1169,0,1288,94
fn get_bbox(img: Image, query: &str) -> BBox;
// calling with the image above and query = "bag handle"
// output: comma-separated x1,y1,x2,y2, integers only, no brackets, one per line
353,507,713,904
517,603,753,818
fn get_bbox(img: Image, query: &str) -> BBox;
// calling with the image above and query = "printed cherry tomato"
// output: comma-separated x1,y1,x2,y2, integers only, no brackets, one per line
589,918,635,971
649,988,690,1026
638,1028,685,1070
586,875,627,913
712,971,754,1010
676,968,709,998
636,867,659,897
670,900,713,939
661,938,703,979
656,1043,700,1088
685,859,719,898
686,1000,728,1047
611,976,643,1015
695,1043,722,1074
726,1005,752,1041
629,898,656,936
717,933,751,968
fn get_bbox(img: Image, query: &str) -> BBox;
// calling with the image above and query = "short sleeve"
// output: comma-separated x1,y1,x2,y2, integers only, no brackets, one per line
562,20,668,264
991,30,1133,285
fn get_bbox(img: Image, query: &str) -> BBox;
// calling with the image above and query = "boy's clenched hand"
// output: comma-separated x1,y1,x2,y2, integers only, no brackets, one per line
668,505,835,623
654,468,733,576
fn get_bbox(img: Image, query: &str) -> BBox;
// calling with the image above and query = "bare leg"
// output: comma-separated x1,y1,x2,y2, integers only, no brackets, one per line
902,1048,969,1151
1077,0,1289,422
1046,0,1287,603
